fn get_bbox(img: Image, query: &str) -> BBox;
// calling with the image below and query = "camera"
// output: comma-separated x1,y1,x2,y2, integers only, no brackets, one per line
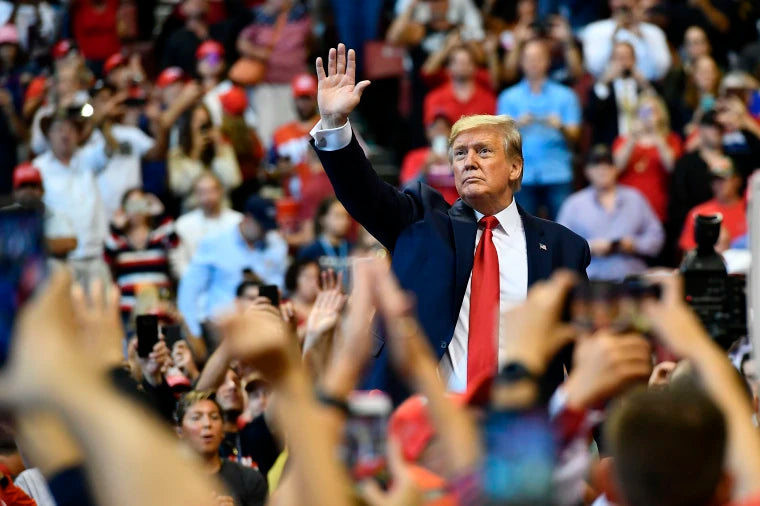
680,214,747,349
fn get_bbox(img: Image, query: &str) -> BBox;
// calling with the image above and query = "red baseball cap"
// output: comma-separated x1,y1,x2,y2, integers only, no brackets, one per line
24,76,47,104
291,73,317,97
196,40,224,60
387,395,435,462
13,162,42,189
51,39,77,60
219,86,248,116
156,67,186,88
104,53,127,75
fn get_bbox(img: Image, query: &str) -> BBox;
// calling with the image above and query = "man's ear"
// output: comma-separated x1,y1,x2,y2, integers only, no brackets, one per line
175,426,183,438
597,457,624,505
510,158,523,186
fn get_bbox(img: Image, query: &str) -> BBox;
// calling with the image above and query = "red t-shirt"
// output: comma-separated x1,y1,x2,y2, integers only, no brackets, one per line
400,147,459,205
72,0,121,61
679,198,747,251
612,132,683,221
423,82,496,127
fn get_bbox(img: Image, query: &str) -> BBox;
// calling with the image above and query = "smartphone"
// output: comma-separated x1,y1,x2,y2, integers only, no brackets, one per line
0,208,47,367
136,314,159,358
162,324,182,351
258,285,280,307
342,391,391,483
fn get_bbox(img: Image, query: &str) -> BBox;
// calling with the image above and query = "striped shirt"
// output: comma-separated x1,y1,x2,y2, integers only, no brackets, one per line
104,219,179,316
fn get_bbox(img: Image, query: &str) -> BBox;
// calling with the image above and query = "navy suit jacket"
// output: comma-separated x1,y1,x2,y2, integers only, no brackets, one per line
313,133,590,398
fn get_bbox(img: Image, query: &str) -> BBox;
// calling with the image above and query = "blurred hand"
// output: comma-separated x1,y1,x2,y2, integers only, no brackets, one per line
516,112,534,127
564,331,652,409
214,494,235,506
545,114,563,130
618,237,636,254
360,438,422,506
140,340,172,387
316,43,371,129
601,61,622,84
216,305,298,382
70,279,125,370
500,271,578,375
589,239,613,257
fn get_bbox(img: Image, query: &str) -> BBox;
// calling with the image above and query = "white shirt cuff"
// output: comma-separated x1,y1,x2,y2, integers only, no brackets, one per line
310,119,352,151
593,82,610,100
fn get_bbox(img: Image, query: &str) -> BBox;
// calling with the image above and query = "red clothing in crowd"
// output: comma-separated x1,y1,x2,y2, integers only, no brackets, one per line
71,0,121,61
400,147,459,205
423,81,496,127
613,132,683,221
679,198,747,251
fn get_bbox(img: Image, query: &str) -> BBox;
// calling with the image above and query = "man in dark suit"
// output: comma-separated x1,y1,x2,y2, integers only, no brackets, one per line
310,44,590,397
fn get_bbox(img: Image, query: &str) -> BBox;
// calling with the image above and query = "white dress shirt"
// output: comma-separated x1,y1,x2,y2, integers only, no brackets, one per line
593,77,640,137
311,120,529,393
581,19,671,81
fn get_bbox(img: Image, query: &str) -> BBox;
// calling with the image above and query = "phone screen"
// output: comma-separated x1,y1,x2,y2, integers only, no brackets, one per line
136,314,159,358
0,208,47,367
162,324,182,351
258,285,280,307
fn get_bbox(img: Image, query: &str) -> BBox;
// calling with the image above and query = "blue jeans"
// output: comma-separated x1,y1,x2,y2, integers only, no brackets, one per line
516,183,572,220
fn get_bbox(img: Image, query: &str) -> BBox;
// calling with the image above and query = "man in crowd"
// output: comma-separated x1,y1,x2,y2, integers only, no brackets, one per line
310,44,588,397
679,156,746,253
161,0,226,75
33,110,110,282
10,162,77,258
586,41,651,146
423,44,496,128
497,37,580,219
177,195,288,335
557,145,663,281
581,0,671,81
173,172,242,276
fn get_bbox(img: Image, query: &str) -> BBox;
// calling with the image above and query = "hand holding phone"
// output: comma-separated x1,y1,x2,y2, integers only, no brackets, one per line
258,285,280,307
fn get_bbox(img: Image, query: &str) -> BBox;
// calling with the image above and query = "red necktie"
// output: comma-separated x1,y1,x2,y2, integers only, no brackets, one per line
467,216,500,385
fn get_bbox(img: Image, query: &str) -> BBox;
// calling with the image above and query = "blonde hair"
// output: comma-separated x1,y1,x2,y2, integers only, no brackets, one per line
448,114,524,191
638,94,671,134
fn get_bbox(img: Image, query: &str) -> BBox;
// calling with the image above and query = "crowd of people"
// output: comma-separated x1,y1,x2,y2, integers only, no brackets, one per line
1,0,760,505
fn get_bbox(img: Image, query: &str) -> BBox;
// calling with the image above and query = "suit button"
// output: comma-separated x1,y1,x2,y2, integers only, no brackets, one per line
440,341,447,349
317,138,327,148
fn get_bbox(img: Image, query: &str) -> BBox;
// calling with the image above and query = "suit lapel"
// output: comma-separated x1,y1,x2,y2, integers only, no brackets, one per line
518,204,551,286
449,200,477,308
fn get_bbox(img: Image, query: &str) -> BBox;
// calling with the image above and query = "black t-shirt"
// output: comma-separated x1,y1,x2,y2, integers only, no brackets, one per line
217,460,268,506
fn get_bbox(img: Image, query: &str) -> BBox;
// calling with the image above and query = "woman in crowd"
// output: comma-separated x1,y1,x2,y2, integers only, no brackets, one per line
284,258,320,330
104,188,179,323
613,94,683,221
678,55,722,136
168,103,241,211
174,391,268,506
297,197,352,272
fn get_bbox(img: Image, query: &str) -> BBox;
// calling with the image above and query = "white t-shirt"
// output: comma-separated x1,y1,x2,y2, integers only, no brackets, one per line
34,139,108,260
95,125,156,220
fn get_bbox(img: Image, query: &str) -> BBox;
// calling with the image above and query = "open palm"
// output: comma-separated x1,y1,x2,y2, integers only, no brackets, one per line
316,43,371,129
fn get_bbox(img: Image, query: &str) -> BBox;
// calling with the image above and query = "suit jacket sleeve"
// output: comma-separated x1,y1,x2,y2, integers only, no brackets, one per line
312,133,423,251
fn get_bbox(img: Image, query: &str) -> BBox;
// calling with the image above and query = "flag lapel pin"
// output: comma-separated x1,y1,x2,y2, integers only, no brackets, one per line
539,243,547,251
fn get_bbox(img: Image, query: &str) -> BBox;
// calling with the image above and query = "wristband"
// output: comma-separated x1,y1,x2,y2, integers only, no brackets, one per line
315,388,350,415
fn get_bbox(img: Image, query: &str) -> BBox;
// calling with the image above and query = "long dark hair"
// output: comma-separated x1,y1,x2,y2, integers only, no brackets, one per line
178,104,216,167
313,197,339,237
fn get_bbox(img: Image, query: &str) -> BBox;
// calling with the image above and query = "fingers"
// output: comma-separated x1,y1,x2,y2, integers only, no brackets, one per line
346,47,356,80
336,43,347,75
353,80,371,100
315,56,326,81
327,47,337,76
359,479,385,506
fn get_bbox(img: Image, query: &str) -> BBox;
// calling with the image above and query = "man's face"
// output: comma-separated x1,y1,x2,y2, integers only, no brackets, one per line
13,185,43,207
216,369,243,412
612,43,635,72
451,126,520,211
685,27,710,61
172,340,194,371
710,175,741,202
239,215,263,242
521,40,550,81
294,95,317,121
447,48,475,82
699,124,722,150
55,65,80,101
180,400,224,456
586,162,618,190
194,175,222,214
48,119,79,160
183,0,208,19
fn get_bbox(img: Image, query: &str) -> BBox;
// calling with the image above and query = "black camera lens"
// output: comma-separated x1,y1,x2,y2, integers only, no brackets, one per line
694,213,722,252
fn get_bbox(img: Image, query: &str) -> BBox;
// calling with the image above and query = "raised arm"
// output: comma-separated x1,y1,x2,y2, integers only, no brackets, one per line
312,44,425,250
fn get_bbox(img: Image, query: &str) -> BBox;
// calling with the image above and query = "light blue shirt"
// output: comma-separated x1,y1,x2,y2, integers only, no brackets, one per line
177,224,288,334
497,79,580,185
